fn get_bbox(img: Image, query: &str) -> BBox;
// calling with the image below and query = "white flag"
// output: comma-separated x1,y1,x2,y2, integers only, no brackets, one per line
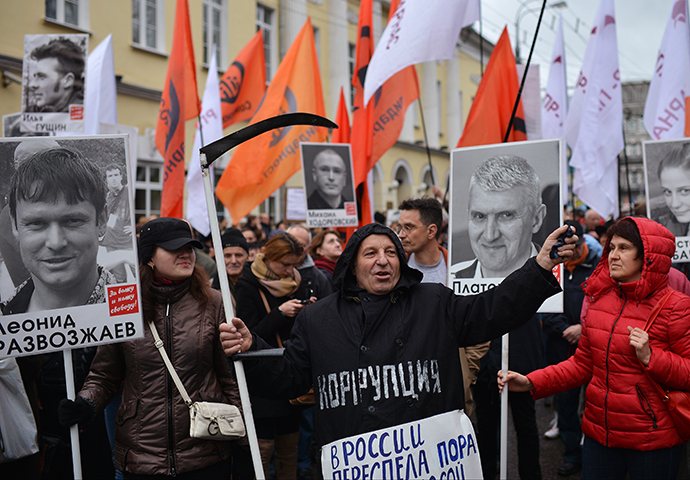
542,17,568,202
84,34,117,134
564,0,623,219
363,0,479,106
643,0,690,140
186,46,223,236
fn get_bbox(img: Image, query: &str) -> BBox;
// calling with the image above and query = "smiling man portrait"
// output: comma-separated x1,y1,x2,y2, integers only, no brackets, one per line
454,155,547,279
3,146,115,315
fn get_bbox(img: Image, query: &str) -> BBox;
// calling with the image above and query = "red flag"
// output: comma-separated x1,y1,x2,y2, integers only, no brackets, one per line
155,0,200,218
332,87,350,143
457,27,527,147
350,0,419,227
215,19,327,222
220,31,266,128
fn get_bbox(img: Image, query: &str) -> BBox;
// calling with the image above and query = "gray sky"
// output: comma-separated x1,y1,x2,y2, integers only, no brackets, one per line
477,0,673,89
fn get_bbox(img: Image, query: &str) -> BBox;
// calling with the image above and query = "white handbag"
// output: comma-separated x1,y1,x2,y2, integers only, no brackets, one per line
148,320,246,441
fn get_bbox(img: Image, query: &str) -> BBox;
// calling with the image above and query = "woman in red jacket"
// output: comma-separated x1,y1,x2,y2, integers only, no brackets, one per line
500,217,690,480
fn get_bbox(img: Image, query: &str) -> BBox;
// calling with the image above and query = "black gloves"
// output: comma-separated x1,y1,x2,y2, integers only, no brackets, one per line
58,396,97,428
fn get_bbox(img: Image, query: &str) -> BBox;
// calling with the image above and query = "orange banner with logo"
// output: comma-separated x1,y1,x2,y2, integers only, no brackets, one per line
216,19,327,222
220,31,266,128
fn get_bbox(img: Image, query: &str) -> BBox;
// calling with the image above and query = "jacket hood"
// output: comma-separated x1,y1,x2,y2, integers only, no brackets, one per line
332,223,423,294
584,217,674,301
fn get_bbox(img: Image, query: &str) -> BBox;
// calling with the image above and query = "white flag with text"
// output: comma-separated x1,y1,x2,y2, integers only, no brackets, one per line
643,0,690,140
186,46,223,236
542,17,568,202
363,0,479,106
564,0,623,218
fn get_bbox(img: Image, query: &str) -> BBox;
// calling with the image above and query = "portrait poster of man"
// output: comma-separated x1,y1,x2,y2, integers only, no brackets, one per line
0,135,144,360
643,138,690,262
20,34,88,134
448,139,564,312
300,142,358,228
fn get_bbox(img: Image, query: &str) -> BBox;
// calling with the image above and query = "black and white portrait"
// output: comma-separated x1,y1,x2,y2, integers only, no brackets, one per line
0,136,143,359
301,143,358,228
449,139,563,311
21,34,88,134
643,138,690,262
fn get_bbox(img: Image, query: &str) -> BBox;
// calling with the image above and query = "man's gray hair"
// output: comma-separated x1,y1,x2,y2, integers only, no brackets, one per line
470,155,542,210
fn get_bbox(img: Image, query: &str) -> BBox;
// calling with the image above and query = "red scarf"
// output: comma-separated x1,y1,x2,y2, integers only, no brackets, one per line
314,257,337,275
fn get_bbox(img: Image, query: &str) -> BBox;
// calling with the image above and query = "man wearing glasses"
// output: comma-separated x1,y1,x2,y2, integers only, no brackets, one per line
307,148,352,210
397,197,447,284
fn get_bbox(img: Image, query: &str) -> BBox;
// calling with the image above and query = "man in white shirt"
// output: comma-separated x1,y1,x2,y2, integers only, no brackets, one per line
397,197,447,284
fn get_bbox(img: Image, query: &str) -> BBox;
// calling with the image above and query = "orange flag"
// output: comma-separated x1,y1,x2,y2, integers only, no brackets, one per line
457,27,527,147
332,87,350,143
216,19,327,222
155,0,200,218
350,0,419,227
220,31,266,128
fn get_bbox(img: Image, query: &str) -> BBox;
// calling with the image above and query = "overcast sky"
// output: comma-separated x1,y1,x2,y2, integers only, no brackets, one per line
477,0,673,90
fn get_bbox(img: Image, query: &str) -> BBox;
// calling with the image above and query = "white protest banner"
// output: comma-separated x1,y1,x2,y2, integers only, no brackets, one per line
301,143,358,228
321,410,481,480
21,34,88,134
643,0,690,140
0,135,144,359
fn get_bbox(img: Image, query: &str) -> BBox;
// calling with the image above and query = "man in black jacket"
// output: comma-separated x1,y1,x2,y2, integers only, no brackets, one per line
220,223,575,461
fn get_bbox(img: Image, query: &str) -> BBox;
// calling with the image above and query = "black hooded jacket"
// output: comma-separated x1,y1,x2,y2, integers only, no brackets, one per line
241,223,561,448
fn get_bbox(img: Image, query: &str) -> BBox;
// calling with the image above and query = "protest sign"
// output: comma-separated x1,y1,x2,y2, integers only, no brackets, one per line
449,139,564,312
20,34,88,134
301,143,358,228
0,135,143,359
644,138,690,262
321,410,482,480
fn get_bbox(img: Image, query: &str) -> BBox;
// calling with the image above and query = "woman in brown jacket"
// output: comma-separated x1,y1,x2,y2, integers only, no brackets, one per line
58,218,245,479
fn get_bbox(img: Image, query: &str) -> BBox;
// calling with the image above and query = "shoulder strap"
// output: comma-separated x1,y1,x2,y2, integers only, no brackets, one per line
642,289,675,332
641,289,675,401
147,308,193,407
258,289,284,348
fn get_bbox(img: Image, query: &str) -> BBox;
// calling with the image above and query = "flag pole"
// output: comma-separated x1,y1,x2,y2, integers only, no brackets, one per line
503,0,547,143
619,124,633,214
416,94,436,187
199,152,266,480
479,3,484,77
500,3,546,479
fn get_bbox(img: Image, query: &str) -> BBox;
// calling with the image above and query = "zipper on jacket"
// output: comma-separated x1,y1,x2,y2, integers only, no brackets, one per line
165,302,177,477
636,385,658,430
604,290,626,447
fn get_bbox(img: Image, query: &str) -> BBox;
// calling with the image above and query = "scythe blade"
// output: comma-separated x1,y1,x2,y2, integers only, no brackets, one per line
200,112,338,165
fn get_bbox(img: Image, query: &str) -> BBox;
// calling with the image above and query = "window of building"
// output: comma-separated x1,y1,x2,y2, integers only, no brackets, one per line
203,0,227,68
257,4,277,81
45,0,89,29
132,0,165,53
348,42,356,107
134,162,163,222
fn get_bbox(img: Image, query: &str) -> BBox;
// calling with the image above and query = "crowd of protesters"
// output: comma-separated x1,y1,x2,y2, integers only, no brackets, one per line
3,194,690,480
